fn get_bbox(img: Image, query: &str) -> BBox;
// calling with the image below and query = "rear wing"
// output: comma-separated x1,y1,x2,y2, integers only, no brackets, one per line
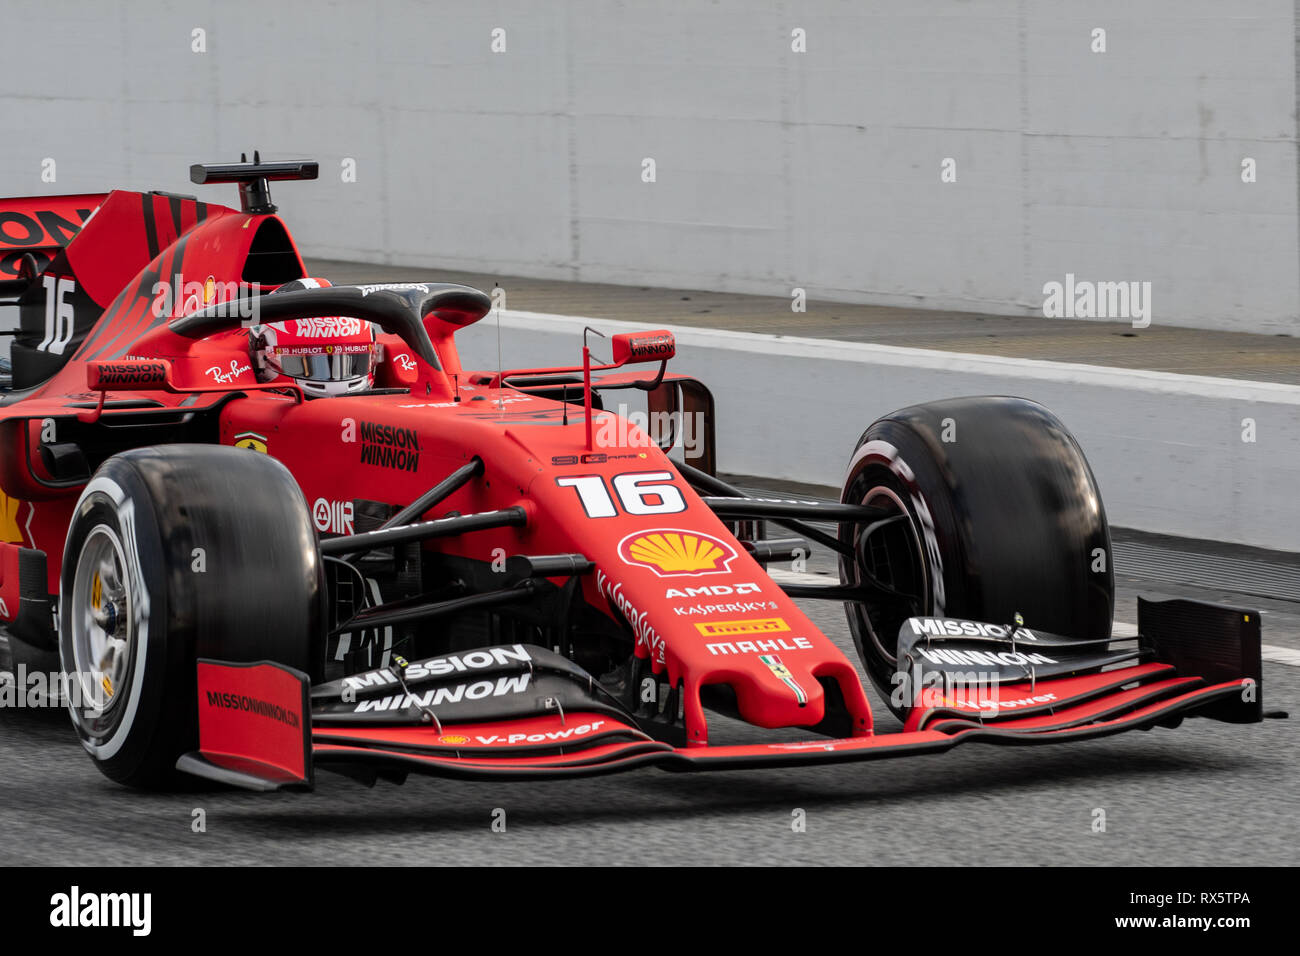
1,156,318,391
0,193,106,294
1,190,228,389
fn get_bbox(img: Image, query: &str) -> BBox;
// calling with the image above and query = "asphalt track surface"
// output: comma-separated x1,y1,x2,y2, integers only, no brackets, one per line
1,507,1295,867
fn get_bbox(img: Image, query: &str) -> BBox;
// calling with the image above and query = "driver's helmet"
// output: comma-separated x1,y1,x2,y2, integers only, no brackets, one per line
251,277,378,396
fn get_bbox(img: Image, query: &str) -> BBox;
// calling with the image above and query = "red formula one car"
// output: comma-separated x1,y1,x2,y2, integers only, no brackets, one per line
0,158,1264,790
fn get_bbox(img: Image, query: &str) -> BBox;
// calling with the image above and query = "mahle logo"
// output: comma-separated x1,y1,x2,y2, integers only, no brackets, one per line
617,529,737,577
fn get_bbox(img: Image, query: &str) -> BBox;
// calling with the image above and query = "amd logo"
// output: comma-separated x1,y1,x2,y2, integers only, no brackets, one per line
665,582,761,599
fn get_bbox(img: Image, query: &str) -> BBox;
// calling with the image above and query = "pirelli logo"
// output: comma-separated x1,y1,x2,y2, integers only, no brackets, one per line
694,617,790,638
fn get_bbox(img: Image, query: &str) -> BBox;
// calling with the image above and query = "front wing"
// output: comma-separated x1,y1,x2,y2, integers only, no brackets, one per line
176,598,1264,790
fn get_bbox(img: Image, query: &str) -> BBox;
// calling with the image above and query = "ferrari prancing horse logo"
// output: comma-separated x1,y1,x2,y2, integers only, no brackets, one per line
759,654,808,705
233,431,268,454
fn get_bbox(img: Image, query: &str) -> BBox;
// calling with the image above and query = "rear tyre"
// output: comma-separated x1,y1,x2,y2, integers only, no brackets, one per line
58,445,325,788
839,396,1114,713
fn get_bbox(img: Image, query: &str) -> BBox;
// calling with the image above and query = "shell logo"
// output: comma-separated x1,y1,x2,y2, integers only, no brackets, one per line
438,734,470,745
0,490,26,545
203,275,217,304
617,529,738,577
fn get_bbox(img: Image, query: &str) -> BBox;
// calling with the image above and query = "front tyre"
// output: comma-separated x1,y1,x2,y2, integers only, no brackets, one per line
59,445,324,788
839,397,1114,713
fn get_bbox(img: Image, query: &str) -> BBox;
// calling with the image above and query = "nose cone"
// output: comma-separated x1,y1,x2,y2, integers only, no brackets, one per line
520,447,874,745
696,641,826,729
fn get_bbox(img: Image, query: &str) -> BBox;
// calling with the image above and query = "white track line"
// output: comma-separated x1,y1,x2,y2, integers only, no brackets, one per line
499,308,1300,404
1262,646,1300,666
768,569,1299,666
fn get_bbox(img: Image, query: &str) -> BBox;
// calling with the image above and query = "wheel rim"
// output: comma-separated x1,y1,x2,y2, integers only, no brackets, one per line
849,485,928,667
70,524,135,715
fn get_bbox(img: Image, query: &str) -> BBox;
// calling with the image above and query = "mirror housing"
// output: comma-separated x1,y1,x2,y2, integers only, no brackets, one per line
611,329,675,366
87,359,172,390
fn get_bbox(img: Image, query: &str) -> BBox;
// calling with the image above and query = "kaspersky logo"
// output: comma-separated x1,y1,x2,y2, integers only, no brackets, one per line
759,654,808,705
617,529,738,577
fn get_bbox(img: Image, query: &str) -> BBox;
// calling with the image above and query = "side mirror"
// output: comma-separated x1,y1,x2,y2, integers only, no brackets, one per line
87,359,172,390
611,330,675,366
